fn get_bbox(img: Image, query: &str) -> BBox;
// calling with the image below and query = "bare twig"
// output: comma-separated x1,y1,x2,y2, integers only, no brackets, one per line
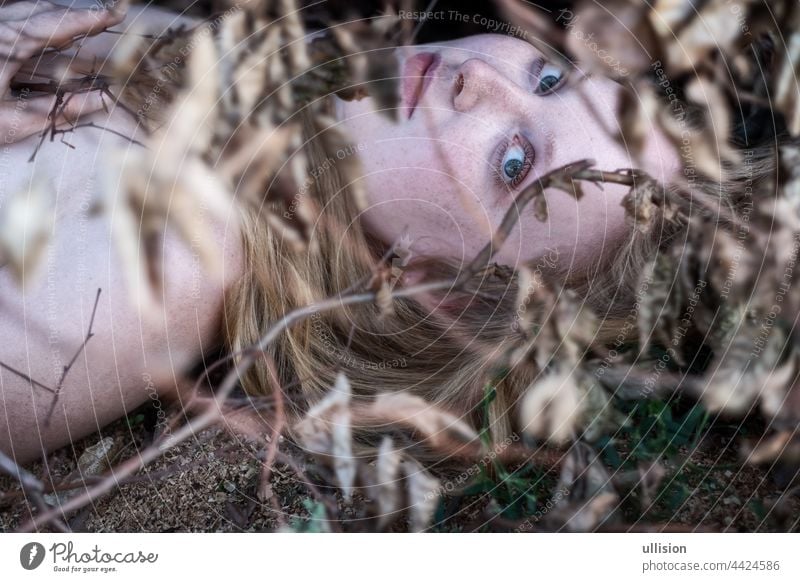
0,362,56,394
0,449,70,532
258,357,286,497
43,288,102,427
20,73,144,162
0,288,101,406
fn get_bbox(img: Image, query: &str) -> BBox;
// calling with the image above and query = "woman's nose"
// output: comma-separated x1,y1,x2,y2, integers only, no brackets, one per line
452,58,526,114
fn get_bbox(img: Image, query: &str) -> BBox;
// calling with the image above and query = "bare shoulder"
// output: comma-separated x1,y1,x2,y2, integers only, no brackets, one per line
0,101,244,465
0,0,244,463
156,183,247,361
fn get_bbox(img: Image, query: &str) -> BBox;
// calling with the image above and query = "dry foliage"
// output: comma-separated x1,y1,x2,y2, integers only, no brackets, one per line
3,0,800,533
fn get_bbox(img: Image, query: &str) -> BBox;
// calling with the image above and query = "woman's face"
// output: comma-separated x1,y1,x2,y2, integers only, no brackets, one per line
332,33,680,275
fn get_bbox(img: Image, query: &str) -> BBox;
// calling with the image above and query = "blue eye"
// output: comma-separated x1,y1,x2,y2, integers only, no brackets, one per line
504,157,523,180
496,135,534,188
502,144,526,181
534,62,565,95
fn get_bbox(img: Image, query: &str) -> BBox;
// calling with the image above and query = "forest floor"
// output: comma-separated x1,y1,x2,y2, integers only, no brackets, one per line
2,395,798,533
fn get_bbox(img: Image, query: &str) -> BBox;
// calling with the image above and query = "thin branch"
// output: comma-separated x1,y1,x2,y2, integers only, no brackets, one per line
43,288,102,428
0,449,70,532
0,449,44,492
0,288,101,405
19,73,146,162
0,362,56,394
56,288,101,391
258,357,286,494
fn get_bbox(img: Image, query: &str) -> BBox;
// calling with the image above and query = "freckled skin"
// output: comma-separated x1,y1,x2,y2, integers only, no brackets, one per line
334,34,681,275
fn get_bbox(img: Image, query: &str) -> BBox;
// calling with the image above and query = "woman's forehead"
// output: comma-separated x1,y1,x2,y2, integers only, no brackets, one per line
419,33,535,54
411,33,541,73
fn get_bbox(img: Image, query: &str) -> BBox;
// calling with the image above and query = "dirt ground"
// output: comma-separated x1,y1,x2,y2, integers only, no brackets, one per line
1,398,309,532
2,397,798,532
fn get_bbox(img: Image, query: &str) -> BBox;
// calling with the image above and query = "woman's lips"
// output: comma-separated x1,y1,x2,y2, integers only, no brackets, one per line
402,52,441,120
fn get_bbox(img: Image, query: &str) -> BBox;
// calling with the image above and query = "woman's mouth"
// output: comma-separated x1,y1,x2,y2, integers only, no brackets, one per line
402,52,441,120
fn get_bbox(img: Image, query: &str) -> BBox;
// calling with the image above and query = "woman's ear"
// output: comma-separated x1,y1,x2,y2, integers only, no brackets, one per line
397,261,428,288
396,260,478,320
395,259,443,315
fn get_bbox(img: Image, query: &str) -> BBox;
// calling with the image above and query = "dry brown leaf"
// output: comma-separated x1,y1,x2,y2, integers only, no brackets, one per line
702,326,786,415
650,0,694,35
330,372,356,500
376,279,395,319
580,380,628,442
654,0,751,75
0,179,54,283
685,77,741,177
543,442,619,531
293,371,356,499
368,392,480,448
100,29,237,316
279,0,312,76
620,179,661,233
77,436,116,476
567,2,654,78
772,6,800,135
518,367,582,445
294,371,349,451
759,352,798,421
375,436,402,529
743,431,796,465
496,0,569,69
402,457,439,532
43,437,116,511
